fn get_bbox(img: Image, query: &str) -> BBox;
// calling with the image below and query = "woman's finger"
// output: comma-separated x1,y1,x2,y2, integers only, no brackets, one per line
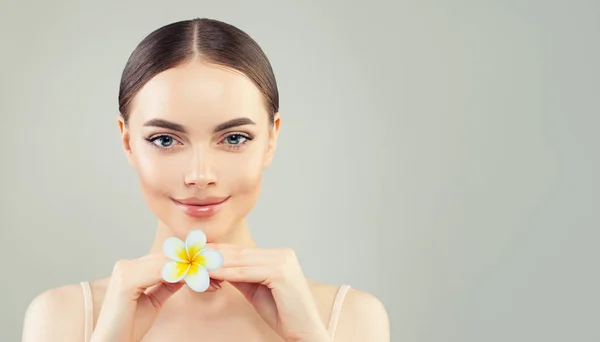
144,282,185,308
208,265,273,284
205,243,285,256
110,254,174,295
205,244,282,268
221,252,275,268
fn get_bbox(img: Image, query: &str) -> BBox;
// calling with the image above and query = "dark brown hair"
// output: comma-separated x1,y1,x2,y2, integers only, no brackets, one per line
118,18,279,125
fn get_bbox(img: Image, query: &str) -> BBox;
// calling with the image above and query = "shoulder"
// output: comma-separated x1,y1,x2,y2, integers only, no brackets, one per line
22,282,86,342
306,280,390,341
333,286,390,341
22,278,110,342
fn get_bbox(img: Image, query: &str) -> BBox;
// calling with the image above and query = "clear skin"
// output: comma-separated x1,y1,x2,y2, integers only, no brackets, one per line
21,60,390,342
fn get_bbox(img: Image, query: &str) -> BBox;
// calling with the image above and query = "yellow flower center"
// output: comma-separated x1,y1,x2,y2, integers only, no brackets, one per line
192,252,205,266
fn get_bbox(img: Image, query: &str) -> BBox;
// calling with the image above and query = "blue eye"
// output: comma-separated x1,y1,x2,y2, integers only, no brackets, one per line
225,134,248,145
221,132,254,151
154,136,174,147
147,135,178,149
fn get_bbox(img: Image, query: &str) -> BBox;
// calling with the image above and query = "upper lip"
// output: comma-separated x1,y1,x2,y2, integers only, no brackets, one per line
173,196,230,206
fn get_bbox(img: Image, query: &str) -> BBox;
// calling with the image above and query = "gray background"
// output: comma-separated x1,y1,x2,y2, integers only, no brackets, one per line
1,0,598,341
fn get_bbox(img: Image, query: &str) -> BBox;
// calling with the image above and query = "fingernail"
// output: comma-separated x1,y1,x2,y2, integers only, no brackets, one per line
211,281,222,290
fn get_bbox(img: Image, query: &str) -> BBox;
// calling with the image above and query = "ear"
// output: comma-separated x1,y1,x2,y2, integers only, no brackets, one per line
264,112,281,168
117,115,135,167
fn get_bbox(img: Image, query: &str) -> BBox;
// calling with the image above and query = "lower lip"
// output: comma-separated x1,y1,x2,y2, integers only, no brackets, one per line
173,197,229,218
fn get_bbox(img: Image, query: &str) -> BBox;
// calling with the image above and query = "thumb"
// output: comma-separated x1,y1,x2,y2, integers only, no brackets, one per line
229,282,258,302
144,282,185,308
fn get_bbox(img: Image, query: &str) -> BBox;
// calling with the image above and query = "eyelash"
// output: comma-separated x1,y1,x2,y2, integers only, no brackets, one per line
222,132,254,150
144,132,254,152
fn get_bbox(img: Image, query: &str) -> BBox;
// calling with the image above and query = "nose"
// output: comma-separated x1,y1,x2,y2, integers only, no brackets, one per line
184,148,217,189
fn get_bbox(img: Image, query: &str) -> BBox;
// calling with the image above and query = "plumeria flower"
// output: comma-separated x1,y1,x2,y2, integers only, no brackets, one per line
161,229,224,292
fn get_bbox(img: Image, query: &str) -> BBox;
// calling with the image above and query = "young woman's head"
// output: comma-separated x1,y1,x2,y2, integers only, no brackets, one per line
117,18,280,241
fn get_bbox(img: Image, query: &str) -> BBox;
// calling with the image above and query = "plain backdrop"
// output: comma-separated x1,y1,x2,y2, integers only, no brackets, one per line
1,0,599,341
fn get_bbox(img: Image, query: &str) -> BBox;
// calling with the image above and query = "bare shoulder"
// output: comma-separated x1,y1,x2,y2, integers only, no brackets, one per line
22,278,110,342
306,280,390,341
22,282,86,342
335,287,390,341
305,279,345,321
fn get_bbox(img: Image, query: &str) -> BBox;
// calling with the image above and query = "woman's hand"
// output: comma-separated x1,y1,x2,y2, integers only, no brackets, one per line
206,244,330,342
90,253,217,342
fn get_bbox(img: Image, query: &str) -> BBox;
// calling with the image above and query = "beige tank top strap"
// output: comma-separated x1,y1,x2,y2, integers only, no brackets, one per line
80,281,94,342
327,284,350,340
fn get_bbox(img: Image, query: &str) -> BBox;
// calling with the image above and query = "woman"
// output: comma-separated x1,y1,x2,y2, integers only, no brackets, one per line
22,18,389,342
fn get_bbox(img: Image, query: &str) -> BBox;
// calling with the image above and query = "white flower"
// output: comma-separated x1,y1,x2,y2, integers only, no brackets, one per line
161,230,223,292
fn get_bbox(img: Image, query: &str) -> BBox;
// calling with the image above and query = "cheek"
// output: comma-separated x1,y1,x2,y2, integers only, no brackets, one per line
220,159,262,194
221,153,264,220
221,141,268,194
131,142,179,197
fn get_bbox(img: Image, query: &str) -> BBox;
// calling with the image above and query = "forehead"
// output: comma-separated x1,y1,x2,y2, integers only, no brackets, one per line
129,60,268,128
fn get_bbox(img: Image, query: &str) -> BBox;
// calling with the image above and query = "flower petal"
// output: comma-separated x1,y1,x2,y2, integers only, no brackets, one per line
194,249,223,271
185,230,207,260
184,263,210,292
161,261,190,283
163,237,188,262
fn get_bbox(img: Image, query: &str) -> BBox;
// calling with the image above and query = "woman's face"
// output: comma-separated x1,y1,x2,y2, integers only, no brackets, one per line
118,60,279,241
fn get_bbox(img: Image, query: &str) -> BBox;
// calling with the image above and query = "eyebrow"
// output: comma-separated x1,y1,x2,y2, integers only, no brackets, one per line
143,118,186,133
212,117,256,133
143,117,256,134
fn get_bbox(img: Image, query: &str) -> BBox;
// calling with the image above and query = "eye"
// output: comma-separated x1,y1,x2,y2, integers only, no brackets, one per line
146,135,180,149
225,134,248,145
220,132,254,150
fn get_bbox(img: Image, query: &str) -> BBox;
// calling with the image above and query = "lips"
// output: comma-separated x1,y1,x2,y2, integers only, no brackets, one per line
172,196,230,218
175,196,230,206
